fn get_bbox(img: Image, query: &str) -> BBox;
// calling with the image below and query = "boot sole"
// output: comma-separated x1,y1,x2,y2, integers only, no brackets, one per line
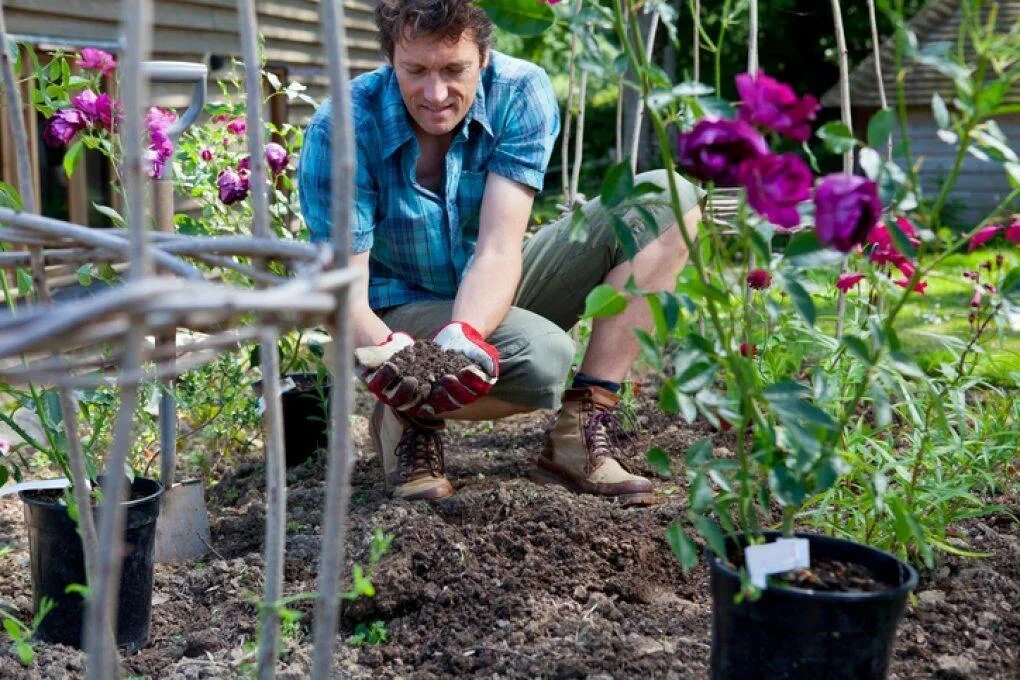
528,466,661,507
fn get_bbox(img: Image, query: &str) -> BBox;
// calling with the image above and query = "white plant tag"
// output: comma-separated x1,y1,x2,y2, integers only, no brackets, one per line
280,376,297,394
744,537,810,589
0,477,71,498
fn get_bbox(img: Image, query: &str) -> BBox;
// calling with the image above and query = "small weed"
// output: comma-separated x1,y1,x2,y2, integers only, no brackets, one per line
347,620,388,647
2,597,55,666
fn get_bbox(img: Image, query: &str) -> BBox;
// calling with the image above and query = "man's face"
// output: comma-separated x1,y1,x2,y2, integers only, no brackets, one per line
392,30,486,138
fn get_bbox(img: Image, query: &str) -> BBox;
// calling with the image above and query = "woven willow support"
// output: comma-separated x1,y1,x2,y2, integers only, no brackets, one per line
310,0,357,676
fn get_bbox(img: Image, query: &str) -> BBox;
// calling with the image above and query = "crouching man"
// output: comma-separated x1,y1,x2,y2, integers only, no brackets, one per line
299,0,701,504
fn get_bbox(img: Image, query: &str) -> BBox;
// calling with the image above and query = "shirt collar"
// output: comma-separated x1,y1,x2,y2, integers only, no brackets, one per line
380,65,493,158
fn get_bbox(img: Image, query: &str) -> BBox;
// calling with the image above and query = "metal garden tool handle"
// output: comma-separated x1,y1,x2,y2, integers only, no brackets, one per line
142,61,207,490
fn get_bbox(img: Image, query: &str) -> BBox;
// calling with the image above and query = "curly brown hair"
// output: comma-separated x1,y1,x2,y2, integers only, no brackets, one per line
374,0,494,61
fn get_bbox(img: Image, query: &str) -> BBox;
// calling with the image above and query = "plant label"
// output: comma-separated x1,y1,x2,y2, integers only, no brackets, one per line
0,477,70,498
745,537,810,588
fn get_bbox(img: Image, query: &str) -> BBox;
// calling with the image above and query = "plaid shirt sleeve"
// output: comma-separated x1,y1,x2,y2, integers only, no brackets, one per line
488,68,560,192
298,112,377,252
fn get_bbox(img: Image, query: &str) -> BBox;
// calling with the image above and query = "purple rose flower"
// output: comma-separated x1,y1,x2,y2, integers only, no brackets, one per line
238,155,250,171
677,118,768,187
746,268,772,290
145,107,177,178
814,174,882,253
71,90,118,130
265,142,289,174
200,148,213,162
738,153,812,228
43,108,87,147
736,72,820,142
217,167,250,205
226,118,246,136
75,48,117,76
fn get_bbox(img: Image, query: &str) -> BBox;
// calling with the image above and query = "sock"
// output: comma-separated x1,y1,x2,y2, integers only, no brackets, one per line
571,372,621,394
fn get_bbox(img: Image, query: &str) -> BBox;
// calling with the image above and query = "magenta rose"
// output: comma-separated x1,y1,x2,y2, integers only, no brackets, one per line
814,174,882,253
43,108,87,147
200,148,213,162
145,107,177,178
217,167,250,205
735,72,820,142
738,152,812,228
227,118,247,136
967,225,1002,251
265,142,289,174
75,48,117,76
677,118,768,187
71,90,118,130
1006,217,1020,245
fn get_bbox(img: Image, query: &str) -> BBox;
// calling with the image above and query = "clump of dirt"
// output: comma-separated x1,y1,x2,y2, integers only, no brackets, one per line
779,559,889,592
387,339,479,403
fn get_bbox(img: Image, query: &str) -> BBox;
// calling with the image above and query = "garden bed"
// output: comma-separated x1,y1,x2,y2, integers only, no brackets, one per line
0,387,1016,678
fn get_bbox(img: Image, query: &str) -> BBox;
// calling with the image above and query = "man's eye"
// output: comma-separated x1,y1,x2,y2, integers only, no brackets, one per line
444,67,465,77
406,68,424,76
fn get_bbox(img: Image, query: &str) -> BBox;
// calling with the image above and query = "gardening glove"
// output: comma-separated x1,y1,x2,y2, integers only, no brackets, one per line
354,331,424,412
418,321,499,417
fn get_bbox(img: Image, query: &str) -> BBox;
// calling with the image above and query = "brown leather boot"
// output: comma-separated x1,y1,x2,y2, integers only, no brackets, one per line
370,401,454,500
534,386,656,506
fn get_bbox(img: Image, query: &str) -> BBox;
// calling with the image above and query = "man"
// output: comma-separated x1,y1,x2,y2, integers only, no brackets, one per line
299,0,702,504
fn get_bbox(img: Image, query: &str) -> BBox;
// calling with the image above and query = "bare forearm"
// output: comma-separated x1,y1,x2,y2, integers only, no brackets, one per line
451,249,522,337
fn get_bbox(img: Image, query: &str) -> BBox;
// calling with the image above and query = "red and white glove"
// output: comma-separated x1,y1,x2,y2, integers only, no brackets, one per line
418,321,499,417
354,331,423,412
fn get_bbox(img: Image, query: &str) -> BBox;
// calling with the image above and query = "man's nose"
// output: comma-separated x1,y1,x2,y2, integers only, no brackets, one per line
423,73,448,104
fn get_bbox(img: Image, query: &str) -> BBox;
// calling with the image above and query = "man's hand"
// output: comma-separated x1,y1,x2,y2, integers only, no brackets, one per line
418,322,499,417
354,331,424,412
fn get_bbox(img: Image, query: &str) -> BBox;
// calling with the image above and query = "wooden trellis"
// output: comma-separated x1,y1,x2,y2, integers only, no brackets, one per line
0,0,357,677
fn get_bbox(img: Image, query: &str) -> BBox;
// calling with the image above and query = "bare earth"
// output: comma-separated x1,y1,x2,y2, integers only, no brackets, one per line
0,387,1016,679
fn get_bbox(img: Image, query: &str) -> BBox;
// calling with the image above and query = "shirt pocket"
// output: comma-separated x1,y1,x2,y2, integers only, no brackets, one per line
456,170,486,239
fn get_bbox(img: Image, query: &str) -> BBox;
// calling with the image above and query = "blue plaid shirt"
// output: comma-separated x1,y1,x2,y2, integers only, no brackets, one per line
299,51,560,310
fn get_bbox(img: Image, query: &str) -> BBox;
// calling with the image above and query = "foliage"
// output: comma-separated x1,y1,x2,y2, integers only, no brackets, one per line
1,597,55,666
480,0,1020,581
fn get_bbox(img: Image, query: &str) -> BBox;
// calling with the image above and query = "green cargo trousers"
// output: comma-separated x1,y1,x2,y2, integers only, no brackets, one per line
378,169,702,410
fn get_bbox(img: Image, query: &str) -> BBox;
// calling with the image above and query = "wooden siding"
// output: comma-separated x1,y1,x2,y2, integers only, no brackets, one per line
2,0,382,124
822,0,1020,108
897,110,1020,226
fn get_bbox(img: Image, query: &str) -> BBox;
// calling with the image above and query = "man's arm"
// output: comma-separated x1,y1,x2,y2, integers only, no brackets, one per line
450,172,536,337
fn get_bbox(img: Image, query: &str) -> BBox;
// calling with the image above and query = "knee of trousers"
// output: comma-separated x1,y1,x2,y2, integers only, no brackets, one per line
496,329,576,400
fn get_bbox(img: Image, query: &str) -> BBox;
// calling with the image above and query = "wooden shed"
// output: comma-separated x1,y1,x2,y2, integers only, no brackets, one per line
0,0,381,224
821,0,1019,227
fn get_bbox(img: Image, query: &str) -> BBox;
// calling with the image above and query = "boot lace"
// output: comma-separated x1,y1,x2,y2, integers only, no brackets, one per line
581,403,636,472
395,424,444,480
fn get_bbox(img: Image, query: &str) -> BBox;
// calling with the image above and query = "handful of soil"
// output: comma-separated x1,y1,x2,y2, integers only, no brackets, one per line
385,339,482,404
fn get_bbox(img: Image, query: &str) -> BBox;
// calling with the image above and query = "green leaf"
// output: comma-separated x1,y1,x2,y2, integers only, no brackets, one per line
817,121,858,154
16,269,33,297
684,438,714,467
689,473,713,512
62,138,84,179
646,446,672,477
610,213,639,260
476,0,555,36
676,361,718,393
782,230,842,267
932,92,949,129
689,514,726,558
581,284,627,319
92,203,125,227
768,467,806,507
782,276,816,326
64,583,90,597
600,161,633,209
885,217,917,259
76,264,93,287
0,465,8,487
3,617,21,639
1001,267,1020,304
658,378,680,414
0,181,23,210
841,334,872,364
867,109,895,150
665,523,698,571
15,639,34,666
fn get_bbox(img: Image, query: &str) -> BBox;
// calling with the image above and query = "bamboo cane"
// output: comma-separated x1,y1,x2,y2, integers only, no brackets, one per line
831,0,853,339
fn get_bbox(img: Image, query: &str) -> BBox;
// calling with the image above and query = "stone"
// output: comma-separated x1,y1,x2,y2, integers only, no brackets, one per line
934,654,979,678
917,589,946,610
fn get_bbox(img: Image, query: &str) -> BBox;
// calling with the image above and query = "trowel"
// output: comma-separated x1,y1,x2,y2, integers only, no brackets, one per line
144,60,212,564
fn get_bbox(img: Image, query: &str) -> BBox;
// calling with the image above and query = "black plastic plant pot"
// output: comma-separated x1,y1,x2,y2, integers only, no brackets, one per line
19,476,163,653
707,531,918,680
275,373,331,468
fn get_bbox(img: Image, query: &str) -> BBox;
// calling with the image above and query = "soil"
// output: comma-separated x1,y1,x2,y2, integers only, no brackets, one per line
0,385,1016,678
779,560,888,593
388,339,479,404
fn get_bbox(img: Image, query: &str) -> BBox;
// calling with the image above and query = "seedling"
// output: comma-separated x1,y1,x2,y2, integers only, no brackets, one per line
1,597,55,666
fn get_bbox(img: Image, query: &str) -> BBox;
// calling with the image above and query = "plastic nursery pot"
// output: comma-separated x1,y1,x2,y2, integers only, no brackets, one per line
707,531,918,680
19,476,163,653
256,373,332,468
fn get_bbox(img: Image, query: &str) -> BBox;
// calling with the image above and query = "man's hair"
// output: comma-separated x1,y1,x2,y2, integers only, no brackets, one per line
375,0,494,61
